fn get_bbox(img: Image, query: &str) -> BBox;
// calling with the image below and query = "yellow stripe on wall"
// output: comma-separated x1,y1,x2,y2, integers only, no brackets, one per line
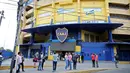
113,46,117,54
48,46,53,60
75,46,81,52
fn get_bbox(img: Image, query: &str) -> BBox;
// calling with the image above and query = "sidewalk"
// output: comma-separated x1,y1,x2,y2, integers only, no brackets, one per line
1,58,65,67
1,60,130,73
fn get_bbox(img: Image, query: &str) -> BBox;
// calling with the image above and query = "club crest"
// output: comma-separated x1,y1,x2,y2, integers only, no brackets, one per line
56,28,68,43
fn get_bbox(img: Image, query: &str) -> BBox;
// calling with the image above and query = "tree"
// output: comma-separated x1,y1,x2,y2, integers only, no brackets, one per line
6,49,12,52
0,47,4,50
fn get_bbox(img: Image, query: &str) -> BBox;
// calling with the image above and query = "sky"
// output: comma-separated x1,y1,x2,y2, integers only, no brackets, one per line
0,0,18,50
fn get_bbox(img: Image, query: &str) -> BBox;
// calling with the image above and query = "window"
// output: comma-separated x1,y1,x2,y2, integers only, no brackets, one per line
90,35,94,42
96,36,100,42
84,32,100,42
85,34,89,42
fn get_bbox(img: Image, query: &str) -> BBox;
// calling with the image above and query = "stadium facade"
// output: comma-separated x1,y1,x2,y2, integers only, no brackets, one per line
18,0,130,61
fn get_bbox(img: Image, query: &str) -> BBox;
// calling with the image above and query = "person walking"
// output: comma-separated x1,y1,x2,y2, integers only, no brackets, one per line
16,52,22,73
81,52,84,63
91,53,95,67
68,52,72,70
13,55,16,69
64,53,68,70
72,53,78,70
114,54,119,68
52,52,58,72
0,52,3,66
33,55,38,68
21,54,25,72
41,55,47,70
95,54,99,68
38,53,43,71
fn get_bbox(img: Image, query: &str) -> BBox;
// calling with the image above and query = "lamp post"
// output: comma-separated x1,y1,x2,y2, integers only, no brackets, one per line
0,10,5,26
10,0,24,73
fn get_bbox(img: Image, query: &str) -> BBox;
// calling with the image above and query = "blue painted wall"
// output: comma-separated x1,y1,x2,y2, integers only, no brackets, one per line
81,42,113,61
20,48,28,58
41,43,50,56
0,50,13,59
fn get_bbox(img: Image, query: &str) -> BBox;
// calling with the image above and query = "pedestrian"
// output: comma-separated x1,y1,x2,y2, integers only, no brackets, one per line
41,55,47,70
114,54,119,68
52,52,58,72
78,54,80,63
68,52,72,70
16,52,22,73
33,55,38,68
81,52,84,63
95,54,99,68
13,55,16,69
91,53,95,67
65,52,68,70
0,52,3,66
38,53,43,71
72,53,78,70
21,54,25,72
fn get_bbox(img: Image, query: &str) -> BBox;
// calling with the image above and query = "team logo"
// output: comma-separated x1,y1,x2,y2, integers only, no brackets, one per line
56,28,68,43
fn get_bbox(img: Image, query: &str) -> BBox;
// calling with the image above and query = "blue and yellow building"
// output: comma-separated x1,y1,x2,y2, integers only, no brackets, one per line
18,0,130,61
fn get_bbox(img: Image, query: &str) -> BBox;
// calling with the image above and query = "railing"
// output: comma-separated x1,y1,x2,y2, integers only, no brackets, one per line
110,18,130,26
36,7,108,26
26,17,33,25
24,33,31,37
109,8,130,15
24,24,32,29
26,8,33,16
37,0,64,8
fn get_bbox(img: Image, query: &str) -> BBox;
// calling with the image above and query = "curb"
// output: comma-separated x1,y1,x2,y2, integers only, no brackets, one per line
67,68,110,73
0,64,64,70
119,61,130,64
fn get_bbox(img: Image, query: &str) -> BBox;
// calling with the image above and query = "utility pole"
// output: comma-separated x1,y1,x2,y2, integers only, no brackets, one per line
10,0,24,73
0,10,5,26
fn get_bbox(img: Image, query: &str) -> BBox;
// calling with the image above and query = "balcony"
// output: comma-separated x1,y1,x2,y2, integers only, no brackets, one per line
26,8,33,17
23,33,31,38
37,0,64,8
109,8,130,15
24,24,32,29
112,29,130,35
110,18,130,27
26,17,33,25
109,0,129,5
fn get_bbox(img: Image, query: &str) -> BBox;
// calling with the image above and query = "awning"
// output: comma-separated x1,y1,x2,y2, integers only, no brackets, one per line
106,42,130,45
50,42,76,51
22,23,123,33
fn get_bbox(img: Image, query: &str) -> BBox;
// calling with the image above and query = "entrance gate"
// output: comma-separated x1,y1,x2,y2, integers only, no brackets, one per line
81,42,113,61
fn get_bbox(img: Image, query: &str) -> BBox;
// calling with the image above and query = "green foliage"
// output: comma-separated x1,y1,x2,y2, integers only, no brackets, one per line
6,49,12,52
0,47,4,50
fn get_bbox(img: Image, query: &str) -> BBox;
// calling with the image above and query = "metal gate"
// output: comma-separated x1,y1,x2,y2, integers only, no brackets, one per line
81,42,113,61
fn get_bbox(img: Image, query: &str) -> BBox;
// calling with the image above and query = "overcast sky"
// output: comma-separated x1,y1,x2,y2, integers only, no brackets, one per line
0,0,18,50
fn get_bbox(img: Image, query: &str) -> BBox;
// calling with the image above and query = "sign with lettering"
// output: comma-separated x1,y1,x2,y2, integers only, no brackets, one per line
56,28,68,43
57,8,75,14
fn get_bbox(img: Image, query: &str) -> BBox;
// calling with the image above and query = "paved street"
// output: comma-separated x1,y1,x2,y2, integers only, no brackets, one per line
0,59,130,73
95,68,130,73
